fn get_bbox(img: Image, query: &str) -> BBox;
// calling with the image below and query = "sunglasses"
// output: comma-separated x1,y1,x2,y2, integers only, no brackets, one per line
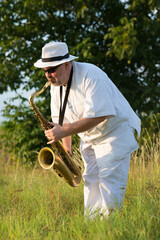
43,64,62,74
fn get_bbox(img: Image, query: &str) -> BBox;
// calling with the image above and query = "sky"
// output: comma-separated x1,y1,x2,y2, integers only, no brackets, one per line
0,88,34,122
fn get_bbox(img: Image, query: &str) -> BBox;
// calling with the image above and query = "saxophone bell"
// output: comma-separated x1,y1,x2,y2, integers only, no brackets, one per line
38,147,55,169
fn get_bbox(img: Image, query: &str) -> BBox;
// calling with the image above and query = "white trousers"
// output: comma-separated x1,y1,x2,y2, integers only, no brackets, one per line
81,146,131,218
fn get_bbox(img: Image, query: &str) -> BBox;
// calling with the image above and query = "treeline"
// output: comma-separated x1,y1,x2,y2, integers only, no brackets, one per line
0,0,159,163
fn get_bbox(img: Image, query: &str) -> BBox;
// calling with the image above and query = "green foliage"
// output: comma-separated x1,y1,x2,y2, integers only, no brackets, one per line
105,17,138,61
138,113,160,149
0,95,51,164
0,0,159,114
142,113,160,135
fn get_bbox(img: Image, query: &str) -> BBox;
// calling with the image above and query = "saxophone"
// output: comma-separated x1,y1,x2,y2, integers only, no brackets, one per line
29,81,82,187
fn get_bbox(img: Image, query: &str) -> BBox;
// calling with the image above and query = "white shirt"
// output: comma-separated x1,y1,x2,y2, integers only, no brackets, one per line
50,62,141,158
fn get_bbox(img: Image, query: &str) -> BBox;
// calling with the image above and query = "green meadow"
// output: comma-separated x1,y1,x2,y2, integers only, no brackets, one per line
0,134,160,240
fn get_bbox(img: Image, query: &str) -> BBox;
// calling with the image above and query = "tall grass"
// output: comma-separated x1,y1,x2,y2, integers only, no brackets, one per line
0,134,160,240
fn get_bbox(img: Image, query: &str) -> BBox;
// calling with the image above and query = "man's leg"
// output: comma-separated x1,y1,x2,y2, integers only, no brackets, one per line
82,146,131,218
82,146,101,218
98,154,131,216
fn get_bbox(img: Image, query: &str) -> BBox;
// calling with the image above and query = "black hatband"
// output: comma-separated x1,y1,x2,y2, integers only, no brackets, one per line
42,53,69,62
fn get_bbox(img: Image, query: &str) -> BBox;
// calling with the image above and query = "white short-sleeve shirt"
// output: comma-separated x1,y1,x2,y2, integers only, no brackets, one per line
50,62,141,158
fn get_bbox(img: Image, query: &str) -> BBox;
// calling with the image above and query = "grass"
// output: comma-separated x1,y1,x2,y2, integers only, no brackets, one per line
0,134,160,240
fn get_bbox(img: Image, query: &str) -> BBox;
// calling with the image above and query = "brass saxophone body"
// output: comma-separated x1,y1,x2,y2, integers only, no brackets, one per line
29,81,82,187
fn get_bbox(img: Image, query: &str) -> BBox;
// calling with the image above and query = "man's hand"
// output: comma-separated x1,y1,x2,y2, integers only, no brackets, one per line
45,122,65,144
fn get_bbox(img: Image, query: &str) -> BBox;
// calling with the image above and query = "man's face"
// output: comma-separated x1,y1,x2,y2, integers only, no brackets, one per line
43,63,69,86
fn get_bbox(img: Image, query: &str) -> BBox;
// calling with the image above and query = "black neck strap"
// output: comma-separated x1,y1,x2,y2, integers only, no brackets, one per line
59,66,73,126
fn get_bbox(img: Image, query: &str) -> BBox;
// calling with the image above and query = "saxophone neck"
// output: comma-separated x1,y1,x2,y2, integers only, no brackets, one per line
29,81,51,102
29,81,52,131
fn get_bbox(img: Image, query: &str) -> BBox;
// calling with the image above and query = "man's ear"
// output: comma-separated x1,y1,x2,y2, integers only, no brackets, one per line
65,62,69,67
65,61,72,67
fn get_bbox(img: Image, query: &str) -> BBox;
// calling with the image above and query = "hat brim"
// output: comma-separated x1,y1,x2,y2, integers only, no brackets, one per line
34,55,78,68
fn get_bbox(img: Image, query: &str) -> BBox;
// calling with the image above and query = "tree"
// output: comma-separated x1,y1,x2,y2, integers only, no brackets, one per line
0,0,159,114
0,0,159,162
105,0,160,116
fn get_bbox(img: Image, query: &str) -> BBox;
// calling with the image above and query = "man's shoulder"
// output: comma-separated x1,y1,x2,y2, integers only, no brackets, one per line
73,61,104,78
74,61,98,69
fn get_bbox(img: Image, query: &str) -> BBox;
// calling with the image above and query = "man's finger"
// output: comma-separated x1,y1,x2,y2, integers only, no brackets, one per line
48,122,55,127
47,140,55,145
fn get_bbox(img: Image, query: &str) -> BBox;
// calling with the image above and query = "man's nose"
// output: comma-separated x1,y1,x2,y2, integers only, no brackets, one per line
46,72,52,78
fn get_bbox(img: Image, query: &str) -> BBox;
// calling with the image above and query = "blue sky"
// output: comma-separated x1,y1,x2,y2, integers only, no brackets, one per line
0,88,34,122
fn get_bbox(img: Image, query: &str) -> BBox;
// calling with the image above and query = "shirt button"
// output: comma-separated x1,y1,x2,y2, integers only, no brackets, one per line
68,103,72,108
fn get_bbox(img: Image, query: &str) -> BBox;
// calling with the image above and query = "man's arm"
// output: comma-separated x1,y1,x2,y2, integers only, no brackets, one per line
62,135,73,156
45,116,113,144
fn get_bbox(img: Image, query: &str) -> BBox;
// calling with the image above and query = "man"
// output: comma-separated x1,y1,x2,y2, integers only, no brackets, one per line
34,41,141,218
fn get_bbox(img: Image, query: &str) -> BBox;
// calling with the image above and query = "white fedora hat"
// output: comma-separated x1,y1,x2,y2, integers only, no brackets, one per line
34,41,78,68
